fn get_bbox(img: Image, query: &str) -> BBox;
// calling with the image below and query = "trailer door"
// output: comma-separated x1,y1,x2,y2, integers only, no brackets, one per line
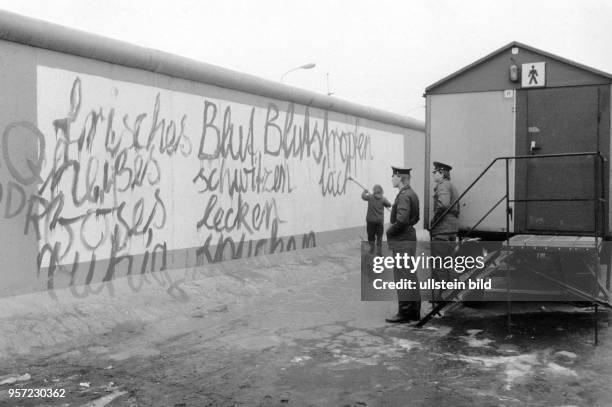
515,86,605,234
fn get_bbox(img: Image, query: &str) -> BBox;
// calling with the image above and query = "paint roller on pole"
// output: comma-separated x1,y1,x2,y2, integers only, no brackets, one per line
348,176,391,212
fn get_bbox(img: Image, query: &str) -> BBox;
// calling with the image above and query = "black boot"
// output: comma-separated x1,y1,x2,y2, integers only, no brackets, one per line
385,313,420,323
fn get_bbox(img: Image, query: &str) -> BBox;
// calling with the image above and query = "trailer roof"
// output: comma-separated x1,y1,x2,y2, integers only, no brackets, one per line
426,41,612,94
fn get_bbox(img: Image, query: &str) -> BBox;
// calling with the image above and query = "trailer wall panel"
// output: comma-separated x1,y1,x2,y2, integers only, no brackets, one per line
427,91,515,233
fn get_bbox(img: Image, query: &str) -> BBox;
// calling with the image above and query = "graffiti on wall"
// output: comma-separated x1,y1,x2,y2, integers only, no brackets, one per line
0,67,402,295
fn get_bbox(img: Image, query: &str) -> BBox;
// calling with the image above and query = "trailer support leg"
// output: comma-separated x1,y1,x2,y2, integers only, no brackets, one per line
594,304,599,346
505,271,512,336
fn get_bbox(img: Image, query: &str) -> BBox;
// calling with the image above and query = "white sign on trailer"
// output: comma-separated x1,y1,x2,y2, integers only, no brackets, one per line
522,62,546,88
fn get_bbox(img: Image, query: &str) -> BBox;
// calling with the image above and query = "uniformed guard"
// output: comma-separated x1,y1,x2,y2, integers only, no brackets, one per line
385,166,421,323
430,161,460,304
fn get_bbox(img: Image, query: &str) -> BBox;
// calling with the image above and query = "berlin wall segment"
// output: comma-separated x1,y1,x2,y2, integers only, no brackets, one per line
0,66,398,296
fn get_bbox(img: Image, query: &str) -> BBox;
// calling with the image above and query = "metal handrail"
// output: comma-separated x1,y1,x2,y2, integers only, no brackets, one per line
464,195,506,238
429,151,605,241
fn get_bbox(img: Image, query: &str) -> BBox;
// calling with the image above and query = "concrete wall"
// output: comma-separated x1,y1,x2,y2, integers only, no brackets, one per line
0,17,424,297
426,91,515,233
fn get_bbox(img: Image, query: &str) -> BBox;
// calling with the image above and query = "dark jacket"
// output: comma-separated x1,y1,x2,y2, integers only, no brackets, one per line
361,191,392,223
430,179,460,235
386,185,420,241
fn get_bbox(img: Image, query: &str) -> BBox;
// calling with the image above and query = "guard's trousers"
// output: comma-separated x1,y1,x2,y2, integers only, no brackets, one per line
431,233,456,303
389,239,420,317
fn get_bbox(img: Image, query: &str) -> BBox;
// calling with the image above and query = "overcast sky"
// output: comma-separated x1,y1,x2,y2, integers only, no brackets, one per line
0,0,610,121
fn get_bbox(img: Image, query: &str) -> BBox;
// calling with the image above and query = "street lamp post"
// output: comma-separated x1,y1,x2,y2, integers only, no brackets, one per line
280,63,316,82
326,72,334,96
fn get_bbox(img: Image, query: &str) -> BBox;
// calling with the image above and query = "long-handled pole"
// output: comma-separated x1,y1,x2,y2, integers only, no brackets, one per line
348,176,391,212
347,176,368,191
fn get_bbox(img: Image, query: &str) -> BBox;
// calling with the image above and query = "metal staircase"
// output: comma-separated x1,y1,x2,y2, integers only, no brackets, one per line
417,152,612,343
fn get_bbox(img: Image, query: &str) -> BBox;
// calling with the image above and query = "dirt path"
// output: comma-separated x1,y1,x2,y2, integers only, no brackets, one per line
1,246,611,406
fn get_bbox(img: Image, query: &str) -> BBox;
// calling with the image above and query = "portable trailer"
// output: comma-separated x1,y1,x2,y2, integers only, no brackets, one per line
421,42,612,340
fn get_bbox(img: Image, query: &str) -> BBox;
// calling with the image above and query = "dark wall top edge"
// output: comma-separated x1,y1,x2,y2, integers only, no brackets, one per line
0,10,424,132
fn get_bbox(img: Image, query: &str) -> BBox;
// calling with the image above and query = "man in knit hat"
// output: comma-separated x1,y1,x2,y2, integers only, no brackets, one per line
361,184,392,255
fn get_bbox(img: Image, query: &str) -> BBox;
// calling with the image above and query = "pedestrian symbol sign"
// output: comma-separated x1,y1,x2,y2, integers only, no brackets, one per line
522,62,546,88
